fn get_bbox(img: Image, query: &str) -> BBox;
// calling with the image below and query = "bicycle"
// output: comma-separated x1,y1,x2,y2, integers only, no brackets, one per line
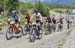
52,24,57,32
58,23,63,32
6,20,23,40
23,22,32,35
29,23,42,42
44,22,52,35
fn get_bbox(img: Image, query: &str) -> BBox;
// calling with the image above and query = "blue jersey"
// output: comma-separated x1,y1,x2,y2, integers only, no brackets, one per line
52,18,56,24
12,14,19,20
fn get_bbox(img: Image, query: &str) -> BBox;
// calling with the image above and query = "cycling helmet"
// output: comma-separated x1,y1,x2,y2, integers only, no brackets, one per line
34,9,39,13
12,10,16,14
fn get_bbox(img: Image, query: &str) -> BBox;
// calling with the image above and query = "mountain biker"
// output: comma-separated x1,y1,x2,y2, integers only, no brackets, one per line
11,11,20,33
58,17,64,31
25,13,32,24
45,16,52,27
52,16,57,24
52,15,57,32
66,15,72,29
46,16,52,24
25,13,32,27
33,9,42,24
12,12,20,24
33,9,43,31
59,16,64,24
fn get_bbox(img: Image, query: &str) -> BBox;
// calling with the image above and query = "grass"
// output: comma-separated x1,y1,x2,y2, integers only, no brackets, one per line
0,16,7,22
0,16,36,26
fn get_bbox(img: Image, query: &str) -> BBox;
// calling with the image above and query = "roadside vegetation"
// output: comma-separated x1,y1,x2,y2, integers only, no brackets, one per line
0,0,75,25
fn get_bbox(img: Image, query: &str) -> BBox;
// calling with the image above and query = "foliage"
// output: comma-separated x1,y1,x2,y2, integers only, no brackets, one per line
36,0,49,17
19,2,34,15
65,9,71,14
7,0,19,15
48,4,75,9
54,9,64,13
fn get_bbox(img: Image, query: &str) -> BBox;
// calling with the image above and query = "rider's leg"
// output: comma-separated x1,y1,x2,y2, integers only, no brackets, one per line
15,20,19,28
14,20,19,33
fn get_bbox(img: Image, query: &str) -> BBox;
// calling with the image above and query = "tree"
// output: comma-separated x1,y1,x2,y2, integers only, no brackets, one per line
19,2,34,15
0,0,3,13
65,9,71,14
0,0,9,16
36,0,49,17
7,0,19,15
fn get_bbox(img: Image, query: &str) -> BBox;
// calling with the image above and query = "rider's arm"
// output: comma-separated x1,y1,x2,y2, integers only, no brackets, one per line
30,16,32,21
39,13,43,22
32,13,36,18
18,16,20,22
32,14,36,22
40,15,43,22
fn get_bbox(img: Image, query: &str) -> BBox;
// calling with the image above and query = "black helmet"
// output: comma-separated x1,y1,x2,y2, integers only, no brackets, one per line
34,9,39,13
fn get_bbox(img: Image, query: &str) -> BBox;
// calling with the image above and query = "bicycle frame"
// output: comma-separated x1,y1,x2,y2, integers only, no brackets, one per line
10,24,19,33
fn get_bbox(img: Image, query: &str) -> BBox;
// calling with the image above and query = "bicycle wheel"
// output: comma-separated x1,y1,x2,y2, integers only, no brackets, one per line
6,27,13,40
23,26,27,35
29,29,36,42
37,30,42,39
18,26,23,37
48,24,52,34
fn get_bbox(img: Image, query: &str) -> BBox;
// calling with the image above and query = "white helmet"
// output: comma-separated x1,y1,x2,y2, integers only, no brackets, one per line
12,10,16,14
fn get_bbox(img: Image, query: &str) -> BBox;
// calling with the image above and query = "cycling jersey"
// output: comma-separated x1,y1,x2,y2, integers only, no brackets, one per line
46,17,52,23
33,13,42,23
52,17,56,24
59,18,63,24
12,14,19,24
12,14,19,20
33,13,42,20
25,16,31,23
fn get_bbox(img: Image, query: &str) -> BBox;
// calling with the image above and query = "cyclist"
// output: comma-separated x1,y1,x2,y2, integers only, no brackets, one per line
25,13,32,27
46,16,52,24
33,9,43,30
52,15,57,32
45,16,52,27
10,11,20,33
52,16,57,24
45,16,52,33
12,12,20,24
59,17,63,24
33,9,42,24
25,13,32,24
32,9,43,35
58,17,64,31
66,15,72,29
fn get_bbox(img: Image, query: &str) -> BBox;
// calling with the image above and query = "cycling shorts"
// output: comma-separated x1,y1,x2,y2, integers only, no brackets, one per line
36,20,41,23
15,20,19,24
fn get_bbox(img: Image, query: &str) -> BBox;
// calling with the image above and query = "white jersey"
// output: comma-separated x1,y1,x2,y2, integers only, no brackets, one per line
33,13,42,21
